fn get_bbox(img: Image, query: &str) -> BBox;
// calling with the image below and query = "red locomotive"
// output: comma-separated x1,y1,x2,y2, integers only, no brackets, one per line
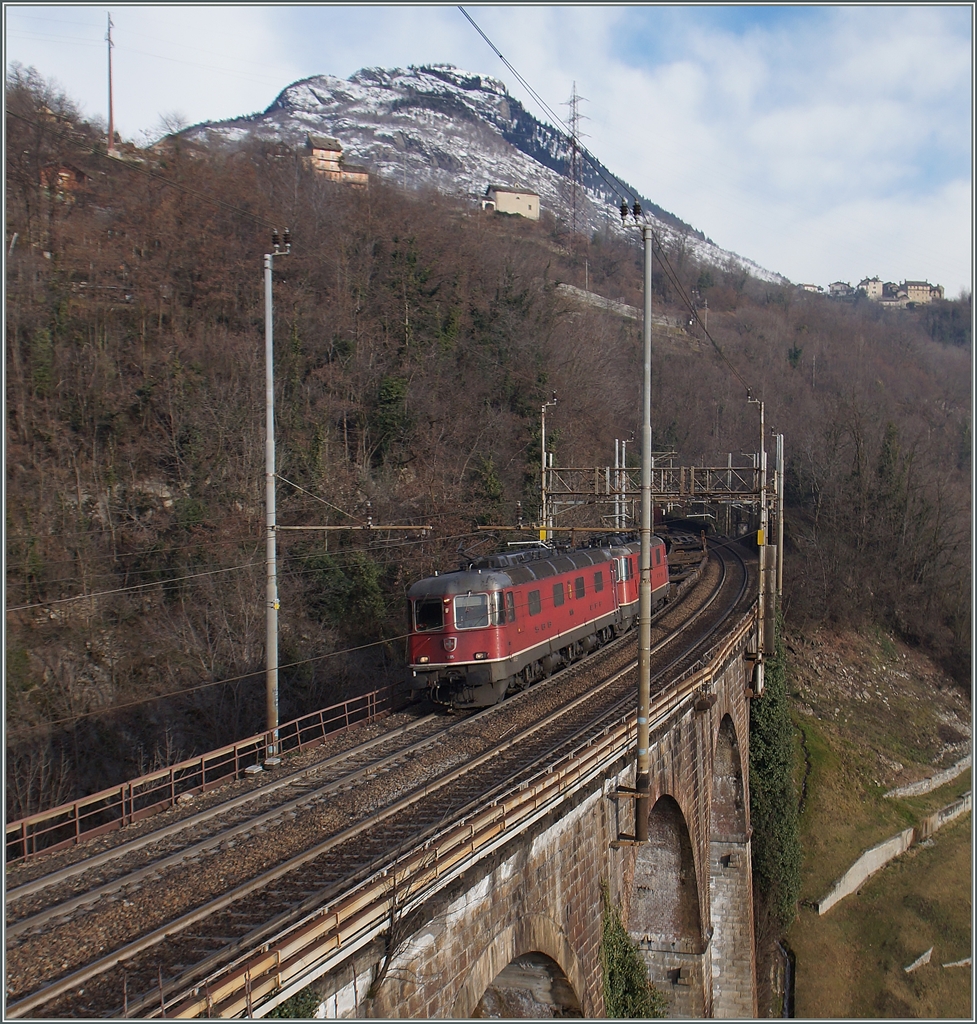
406,535,670,708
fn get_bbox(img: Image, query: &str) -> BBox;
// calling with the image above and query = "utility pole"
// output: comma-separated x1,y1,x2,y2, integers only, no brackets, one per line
265,229,290,756
106,13,117,156
636,222,653,842
613,439,618,529
750,394,776,681
778,434,786,598
540,393,557,542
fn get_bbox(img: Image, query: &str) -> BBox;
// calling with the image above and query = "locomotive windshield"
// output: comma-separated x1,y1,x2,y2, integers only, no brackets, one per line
454,593,490,629
413,599,444,632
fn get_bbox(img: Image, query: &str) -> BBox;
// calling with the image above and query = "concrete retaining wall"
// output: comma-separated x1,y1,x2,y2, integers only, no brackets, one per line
916,792,972,841
817,828,915,915
817,792,972,916
885,755,971,799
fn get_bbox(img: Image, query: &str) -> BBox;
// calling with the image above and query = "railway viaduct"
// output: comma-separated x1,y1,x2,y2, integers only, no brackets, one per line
245,610,759,1020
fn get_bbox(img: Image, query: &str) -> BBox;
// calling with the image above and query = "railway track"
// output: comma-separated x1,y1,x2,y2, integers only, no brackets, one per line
5,712,451,937
6,540,753,1018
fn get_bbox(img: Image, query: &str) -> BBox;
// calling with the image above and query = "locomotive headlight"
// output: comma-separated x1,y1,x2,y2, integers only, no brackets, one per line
418,656,430,664
474,652,488,660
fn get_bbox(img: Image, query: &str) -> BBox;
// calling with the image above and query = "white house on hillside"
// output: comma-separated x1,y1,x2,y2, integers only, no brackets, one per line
481,185,540,220
858,276,884,300
305,134,369,187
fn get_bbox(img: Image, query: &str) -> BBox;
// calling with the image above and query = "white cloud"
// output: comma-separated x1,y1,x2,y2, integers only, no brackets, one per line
568,6,972,292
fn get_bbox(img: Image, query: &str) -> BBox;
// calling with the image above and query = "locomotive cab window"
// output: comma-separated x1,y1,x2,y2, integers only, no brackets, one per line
593,570,604,592
454,593,490,629
528,590,542,615
490,591,505,626
655,547,662,566
553,582,565,607
414,599,444,632
574,576,585,599
505,591,516,622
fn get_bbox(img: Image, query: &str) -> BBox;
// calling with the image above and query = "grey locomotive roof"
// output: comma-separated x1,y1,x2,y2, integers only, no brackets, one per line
408,569,513,598
407,539,655,599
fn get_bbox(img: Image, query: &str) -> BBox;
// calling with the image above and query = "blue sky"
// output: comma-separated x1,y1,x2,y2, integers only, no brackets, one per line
4,4,973,296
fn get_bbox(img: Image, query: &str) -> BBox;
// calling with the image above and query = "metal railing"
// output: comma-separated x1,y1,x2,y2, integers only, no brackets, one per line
5,687,393,864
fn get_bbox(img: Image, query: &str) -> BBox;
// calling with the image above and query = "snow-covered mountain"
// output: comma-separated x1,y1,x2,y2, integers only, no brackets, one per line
184,64,784,284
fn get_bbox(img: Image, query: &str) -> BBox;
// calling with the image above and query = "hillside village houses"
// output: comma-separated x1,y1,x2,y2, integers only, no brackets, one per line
480,184,540,220
828,276,944,306
304,134,369,187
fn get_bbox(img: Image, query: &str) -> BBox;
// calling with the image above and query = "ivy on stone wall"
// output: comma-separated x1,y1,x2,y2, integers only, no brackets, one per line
749,620,802,927
600,884,668,1018
265,986,322,1018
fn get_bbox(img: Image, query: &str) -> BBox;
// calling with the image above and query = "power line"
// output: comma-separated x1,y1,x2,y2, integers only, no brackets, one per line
5,30,289,86
458,6,643,209
7,13,302,75
7,633,412,737
650,232,754,395
6,561,263,613
275,475,365,522
3,536,263,568
5,530,488,602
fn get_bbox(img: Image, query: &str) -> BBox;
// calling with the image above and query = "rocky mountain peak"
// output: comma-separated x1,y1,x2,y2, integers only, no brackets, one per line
184,65,784,283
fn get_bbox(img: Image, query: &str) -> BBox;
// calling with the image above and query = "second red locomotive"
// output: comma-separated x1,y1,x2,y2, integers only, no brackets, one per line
407,535,669,708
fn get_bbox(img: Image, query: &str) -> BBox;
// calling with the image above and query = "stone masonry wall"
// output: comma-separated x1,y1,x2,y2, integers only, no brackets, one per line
371,782,615,1018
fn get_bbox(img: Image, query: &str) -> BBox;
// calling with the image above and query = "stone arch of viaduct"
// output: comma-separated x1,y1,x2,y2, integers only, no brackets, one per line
294,633,757,1020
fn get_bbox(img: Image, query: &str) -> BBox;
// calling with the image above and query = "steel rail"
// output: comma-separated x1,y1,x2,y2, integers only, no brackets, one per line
6,552,705,927
6,714,438,909
8,645,658,1022
6,559,703,975
6,715,446,938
